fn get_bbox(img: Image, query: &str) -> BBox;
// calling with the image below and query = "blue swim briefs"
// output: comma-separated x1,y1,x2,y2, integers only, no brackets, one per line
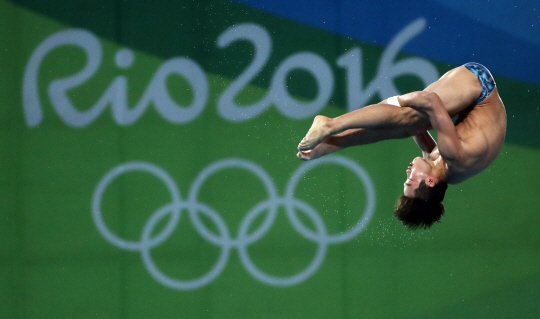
463,62,496,104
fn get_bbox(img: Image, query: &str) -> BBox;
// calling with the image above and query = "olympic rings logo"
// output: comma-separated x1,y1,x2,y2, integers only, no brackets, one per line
92,156,375,290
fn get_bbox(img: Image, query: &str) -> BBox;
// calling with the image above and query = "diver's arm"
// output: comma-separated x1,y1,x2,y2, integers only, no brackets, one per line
297,104,432,159
398,92,465,162
297,98,435,160
331,97,435,153
381,97,436,157
413,131,437,159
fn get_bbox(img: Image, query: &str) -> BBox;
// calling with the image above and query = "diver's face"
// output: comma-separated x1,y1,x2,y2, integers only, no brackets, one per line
404,157,432,197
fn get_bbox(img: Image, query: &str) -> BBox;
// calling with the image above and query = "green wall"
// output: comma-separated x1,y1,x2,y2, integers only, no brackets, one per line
1,0,540,318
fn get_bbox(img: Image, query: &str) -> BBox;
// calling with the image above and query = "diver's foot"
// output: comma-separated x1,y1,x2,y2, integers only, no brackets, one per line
298,115,332,151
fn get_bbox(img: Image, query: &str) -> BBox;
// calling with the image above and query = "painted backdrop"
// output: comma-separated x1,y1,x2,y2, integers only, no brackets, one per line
1,0,540,318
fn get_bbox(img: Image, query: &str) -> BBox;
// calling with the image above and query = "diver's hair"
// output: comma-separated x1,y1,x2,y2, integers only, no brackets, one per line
394,181,448,230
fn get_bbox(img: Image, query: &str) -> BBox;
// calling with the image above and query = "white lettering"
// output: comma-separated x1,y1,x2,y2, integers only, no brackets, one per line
147,58,208,124
24,30,207,127
24,29,102,127
23,19,438,128
337,18,439,111
271,52,334,119
216,23,273,121
217,25,334,121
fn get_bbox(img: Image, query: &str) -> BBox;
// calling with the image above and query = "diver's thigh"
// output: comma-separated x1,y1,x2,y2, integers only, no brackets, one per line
423,66,481,116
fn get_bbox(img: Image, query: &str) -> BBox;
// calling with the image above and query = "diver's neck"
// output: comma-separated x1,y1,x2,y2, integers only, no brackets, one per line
432,155,448,182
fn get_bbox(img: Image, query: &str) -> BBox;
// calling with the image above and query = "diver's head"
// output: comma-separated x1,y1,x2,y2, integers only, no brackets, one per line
395,157,448,229
403,157,440,197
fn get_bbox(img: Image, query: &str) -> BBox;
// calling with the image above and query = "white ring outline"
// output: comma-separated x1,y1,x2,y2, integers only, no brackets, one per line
285,156,376,244
187,158,279,247
236,198,328,287
91,156,375,289
140,201,232,290
92,161,182,251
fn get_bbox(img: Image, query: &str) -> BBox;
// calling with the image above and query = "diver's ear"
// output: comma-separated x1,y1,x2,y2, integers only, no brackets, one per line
426,176,438,187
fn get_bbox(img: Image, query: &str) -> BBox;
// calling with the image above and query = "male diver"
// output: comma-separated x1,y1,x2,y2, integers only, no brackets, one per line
296,63,506,229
